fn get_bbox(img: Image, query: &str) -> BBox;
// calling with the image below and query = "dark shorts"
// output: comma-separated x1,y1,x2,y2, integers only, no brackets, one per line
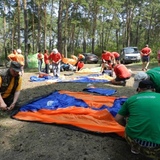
142,56,150,62
115,76,130,82
125,134,160,159
115,57,120,60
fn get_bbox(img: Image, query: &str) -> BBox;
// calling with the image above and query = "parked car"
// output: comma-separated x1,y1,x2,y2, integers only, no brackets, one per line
82,53,99,64
120,47,141,64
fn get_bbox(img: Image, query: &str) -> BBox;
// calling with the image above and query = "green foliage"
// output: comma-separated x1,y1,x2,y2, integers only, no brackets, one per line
1,0,160,65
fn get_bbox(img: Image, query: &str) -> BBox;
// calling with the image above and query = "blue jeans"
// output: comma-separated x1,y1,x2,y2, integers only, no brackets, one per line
38,59,43,72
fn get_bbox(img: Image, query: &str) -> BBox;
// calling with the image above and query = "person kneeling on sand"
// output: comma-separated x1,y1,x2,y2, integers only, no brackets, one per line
115,80,160,159
0,61,22,111
110,63,131,86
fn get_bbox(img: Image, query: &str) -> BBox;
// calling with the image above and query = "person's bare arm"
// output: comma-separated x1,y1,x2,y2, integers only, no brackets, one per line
8,91,21,110
0,94,7,110
115,114,126,126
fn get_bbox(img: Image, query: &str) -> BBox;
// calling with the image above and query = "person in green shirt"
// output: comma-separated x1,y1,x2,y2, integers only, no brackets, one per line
133,67,160,93
115,80,160,159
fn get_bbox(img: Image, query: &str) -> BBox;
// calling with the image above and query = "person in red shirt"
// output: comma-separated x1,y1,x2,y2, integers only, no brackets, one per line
101,50,114,73
37,50,44,72
111,63,131,86
140,44,152,71
49,48,62,78
112,52,120,64
44,49,50,74
76,60,84,71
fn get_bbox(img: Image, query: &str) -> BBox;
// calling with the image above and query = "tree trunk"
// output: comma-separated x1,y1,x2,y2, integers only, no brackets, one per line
57,0,63,53
17,0,21,48
23,0,28,68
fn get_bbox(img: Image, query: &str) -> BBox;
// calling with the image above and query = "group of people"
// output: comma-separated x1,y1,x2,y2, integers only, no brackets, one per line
37,49,85,78
1,45,160,159
100,50,131,86
100,47,160,159
37,49,62,77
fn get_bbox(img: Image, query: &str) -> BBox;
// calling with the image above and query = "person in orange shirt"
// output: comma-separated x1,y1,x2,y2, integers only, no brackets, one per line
37,50,44,72
111,63,131,86
8,49,18,62
49,48,62,78
44,49,50,74
16,49,25,75
140,44,152,71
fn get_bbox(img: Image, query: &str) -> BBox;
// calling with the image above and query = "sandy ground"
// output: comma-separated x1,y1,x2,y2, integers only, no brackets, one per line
0,64,151,160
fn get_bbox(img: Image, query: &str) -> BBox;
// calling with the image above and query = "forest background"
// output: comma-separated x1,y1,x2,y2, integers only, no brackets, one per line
0,0,160,68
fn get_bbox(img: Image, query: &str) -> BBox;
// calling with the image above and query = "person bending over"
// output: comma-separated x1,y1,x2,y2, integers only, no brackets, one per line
111,63,131,86
133,67,160,93
115,80,160,159
0,61,22,111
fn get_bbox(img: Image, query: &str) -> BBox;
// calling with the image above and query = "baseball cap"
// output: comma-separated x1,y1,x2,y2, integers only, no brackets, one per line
10,61,22,72
138,80,155,89
133,71,149,88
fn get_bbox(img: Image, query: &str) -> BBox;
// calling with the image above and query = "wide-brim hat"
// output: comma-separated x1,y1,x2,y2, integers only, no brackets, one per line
10,61,22,72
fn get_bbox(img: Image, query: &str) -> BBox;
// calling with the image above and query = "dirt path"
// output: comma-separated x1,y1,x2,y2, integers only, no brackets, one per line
0,64,150,160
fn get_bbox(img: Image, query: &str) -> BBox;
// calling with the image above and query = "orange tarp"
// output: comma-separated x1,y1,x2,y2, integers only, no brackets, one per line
12,90,125,137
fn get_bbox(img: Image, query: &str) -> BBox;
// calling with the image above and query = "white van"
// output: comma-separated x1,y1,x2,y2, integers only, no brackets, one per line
120,47,141,64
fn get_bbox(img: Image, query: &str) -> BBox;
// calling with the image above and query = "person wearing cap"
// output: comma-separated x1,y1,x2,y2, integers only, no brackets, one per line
115,80,160,159
16,49,25,75
140,44,152,71
134,67,160,93
49,48,62,77
0,61,22,111
111,63,131,86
